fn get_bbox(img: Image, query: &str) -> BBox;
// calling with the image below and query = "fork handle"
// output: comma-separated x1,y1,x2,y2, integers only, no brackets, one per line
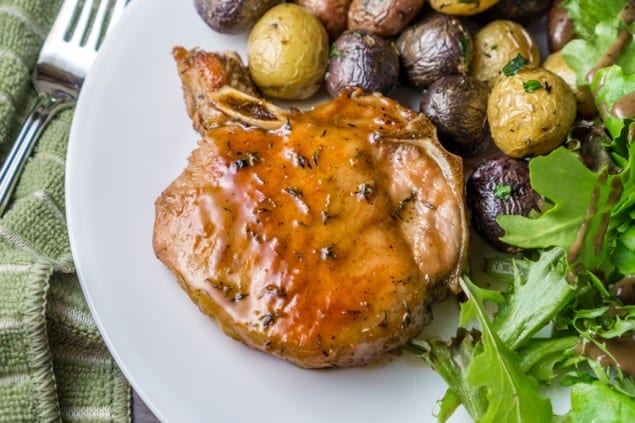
0,92,74,215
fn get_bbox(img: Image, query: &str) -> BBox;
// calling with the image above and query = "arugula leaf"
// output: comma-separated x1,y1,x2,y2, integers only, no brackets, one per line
411,329,488,422
497,148,595,250
572,305,635,339
614,240,635,273
498,139,635,285
492,248,575,350
621,225,635,250
436,390,461,423
516,337,581,384
459,277,553,422
498,147,622,277
610,140,635,273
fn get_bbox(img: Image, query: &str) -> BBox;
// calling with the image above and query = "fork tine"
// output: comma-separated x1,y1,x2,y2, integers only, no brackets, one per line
70,0,96,46
104,0,127,37
47,0,80,42
85,0,111,50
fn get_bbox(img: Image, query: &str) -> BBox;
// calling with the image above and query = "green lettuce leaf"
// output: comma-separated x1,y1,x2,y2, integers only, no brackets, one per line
562,22,635,87
516,337,581,384
498,138,635,284
492,248,575,350
610,138,635,273
498,147,621,277
411,329,488,422
590,66,635,138
563,382,635,422
459,277,553,422
562,0,627,39
561,0,635,87
614,240,635,274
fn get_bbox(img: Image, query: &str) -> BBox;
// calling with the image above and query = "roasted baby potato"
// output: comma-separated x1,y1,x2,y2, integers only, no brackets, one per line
294,0,352,40
466,155,541,252
543,51,597,118
396,12,472,89
419,75,490,157
195,0,281,34
326,31,400,97
347,0,424,37
485,0,551,24
248,3,329,99
487,67,577,158
430,0,499,16
470,20,540,87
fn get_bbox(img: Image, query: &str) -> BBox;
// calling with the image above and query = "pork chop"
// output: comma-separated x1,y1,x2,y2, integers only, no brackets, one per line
153,47,468,368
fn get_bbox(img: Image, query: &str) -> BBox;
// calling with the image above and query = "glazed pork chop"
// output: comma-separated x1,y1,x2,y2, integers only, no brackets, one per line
153,47,468,368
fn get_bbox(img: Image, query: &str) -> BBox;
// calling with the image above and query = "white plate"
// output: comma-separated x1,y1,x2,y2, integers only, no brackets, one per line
66,1,561,422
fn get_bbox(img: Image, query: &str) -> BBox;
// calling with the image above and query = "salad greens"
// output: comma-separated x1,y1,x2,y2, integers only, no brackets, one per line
590,65,635,139
410,0,635,421
458,277,553,422
562,5,635,87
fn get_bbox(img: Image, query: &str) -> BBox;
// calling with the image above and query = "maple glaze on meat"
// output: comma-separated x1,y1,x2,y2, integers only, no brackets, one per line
153,48,468,368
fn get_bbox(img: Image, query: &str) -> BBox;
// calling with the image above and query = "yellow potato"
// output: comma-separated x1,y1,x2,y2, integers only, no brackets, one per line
248,3,329,100
430,0,499,16
488,67,577,158
543,51,597,118
470,20,540,87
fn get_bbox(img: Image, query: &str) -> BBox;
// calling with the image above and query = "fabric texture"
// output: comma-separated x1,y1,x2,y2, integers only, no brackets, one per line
0,0,131,421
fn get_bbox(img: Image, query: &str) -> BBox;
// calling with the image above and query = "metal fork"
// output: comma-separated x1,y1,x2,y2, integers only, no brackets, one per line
0,0,127,215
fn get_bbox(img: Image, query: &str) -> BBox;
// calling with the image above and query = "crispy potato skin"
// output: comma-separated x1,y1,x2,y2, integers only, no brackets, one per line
470,20,540,87
487,67,577,158
419,75,490,158
466,156,541,252
543,51,597,118
247,3,329,99
347,0,424,37
294,0,352,40
194,0,281,34
396,12,473,89
325,31,400,97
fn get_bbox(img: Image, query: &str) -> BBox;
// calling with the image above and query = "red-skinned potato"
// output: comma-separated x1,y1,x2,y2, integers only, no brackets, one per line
466,155,541,253
326,31,400,97
397,12,473,89
195,0,282,34
347,0,425,38
485,0,551,24
294,0,352,40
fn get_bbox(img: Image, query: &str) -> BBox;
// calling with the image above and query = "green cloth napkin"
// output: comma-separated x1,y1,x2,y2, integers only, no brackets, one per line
0,0,130,421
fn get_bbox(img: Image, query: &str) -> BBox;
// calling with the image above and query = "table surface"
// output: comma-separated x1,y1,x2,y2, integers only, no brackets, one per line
132,390,160,422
